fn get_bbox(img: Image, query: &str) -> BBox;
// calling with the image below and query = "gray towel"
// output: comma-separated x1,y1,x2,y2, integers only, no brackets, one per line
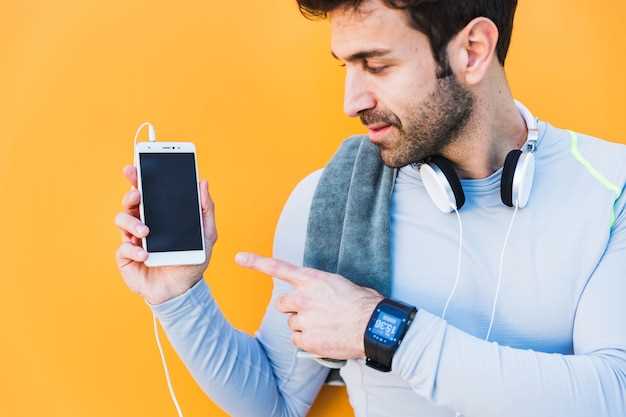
303,135,398,297
302,135,398,385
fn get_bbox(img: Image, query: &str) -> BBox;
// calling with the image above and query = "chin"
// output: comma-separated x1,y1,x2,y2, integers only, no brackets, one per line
378,149,405,168
374,136,405,167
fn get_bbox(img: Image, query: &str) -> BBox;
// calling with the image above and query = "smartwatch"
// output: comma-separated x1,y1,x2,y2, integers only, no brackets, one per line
364,298,417,372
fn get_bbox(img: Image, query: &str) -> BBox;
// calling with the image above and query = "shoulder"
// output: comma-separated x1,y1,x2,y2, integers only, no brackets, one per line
338,134,370,148
539,123,626,198
270,134,372,264
557,124,626,186
332,134,373,158
271,168,324,265
544,123,626,230
278,134,371,212
287,168,325,213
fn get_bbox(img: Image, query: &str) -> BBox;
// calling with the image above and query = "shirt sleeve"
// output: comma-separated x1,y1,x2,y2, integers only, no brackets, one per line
392,183,626,417
148,168,328,417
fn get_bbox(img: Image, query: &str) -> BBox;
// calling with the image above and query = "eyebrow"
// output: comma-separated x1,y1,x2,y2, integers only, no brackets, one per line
331,48,392,63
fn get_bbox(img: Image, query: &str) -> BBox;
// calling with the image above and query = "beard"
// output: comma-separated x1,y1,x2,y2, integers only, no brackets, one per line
360,74,474,168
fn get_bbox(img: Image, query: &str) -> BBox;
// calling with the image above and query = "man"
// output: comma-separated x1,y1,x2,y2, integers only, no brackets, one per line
114,1,626,416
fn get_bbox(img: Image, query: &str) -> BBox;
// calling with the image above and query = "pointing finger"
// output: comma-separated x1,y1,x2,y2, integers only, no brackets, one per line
235,252,310,287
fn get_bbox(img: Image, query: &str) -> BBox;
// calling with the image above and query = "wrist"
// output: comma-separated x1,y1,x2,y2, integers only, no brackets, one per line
146,278,213,322
357,291,385,358
145,275,203,305
363,298,417,372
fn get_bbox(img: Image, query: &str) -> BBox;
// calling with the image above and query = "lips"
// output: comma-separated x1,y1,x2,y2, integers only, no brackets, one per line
368,123,391,131
367,123,393,142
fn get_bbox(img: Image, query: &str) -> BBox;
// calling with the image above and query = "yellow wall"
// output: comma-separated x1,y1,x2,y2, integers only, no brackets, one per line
1,1,625,416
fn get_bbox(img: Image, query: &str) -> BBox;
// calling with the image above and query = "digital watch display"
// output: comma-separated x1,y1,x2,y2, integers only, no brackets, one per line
364,298,417,372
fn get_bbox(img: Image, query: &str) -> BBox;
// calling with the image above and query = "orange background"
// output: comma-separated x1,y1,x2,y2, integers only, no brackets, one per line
1,1,625,416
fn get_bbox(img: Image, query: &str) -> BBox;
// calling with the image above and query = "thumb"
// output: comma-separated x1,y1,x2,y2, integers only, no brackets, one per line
200,180,217,244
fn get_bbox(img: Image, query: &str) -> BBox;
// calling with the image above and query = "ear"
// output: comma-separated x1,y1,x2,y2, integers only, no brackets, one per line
448,17,499,85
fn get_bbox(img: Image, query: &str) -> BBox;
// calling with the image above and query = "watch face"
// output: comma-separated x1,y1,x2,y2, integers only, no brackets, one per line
370,311,402,344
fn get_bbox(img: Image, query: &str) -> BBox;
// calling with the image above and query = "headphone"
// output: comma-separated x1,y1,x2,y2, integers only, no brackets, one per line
415,100,540,213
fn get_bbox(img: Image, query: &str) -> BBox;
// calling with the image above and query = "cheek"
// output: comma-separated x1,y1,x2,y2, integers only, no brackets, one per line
373,65,434,121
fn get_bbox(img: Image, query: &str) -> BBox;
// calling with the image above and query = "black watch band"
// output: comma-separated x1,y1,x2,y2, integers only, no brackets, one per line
364,298,417,372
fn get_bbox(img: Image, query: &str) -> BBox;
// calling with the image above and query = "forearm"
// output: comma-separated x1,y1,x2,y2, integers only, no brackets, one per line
393,309,626,417
149,278,307,417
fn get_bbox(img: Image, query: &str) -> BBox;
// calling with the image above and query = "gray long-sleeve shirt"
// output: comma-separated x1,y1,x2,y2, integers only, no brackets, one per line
148,118,626,416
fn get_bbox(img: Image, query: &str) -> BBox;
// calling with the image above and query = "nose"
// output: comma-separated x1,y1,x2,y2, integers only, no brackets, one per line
343,69,376,117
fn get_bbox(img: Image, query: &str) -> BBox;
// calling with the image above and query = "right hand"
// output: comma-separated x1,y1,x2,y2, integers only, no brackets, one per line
114,165,218,305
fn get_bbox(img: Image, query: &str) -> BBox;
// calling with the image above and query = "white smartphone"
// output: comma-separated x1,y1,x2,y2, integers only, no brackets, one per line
134,141,206,267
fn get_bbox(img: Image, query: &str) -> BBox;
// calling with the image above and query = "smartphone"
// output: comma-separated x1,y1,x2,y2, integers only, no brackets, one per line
134,141,206,267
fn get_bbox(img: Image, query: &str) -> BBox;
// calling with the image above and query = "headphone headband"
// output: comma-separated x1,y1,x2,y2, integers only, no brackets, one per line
514,99,539,153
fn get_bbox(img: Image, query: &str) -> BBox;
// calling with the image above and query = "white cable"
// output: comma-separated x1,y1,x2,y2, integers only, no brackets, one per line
441,206,464,321
152,312,185,417
297,350,346,369
485,204,519,341
134,121,157,147
134,122,183,416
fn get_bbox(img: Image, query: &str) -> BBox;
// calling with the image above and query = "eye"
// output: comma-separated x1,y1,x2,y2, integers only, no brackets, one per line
364,63,389,74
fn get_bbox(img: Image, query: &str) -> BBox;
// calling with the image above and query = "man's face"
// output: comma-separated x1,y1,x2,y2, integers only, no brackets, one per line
329,0,474,168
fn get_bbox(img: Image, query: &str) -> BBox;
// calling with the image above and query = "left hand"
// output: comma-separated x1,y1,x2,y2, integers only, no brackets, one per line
235,251,383,360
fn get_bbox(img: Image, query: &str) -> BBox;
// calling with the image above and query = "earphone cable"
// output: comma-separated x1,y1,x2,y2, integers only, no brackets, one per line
134,121,157,146
485,204,519,341
134,122,184,417
441,207,464,321
153,311,185,417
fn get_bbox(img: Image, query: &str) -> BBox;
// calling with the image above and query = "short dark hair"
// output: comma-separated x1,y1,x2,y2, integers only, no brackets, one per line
296,0,518,72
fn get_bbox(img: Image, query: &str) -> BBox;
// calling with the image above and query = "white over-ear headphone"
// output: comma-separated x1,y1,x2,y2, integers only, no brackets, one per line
417,99,539,213
416,100,540,343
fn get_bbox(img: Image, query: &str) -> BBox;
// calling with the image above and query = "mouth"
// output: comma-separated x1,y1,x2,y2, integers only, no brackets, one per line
367,123,393,142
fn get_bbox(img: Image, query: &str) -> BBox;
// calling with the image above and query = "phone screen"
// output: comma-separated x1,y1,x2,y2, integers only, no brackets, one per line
139,152,203,253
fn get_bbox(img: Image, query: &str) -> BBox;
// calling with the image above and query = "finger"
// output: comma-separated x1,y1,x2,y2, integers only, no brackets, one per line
200,180,215,213
115,212,150,238
121,188,141,211
200,180,217,244
120,227,143,244
276,293,303,314
125,207,140,220
291,332,308,351
121,233,142,247
287,313,304,332
121,229,132,242
234,252,309,287
123,165,138,188
116,242,148,268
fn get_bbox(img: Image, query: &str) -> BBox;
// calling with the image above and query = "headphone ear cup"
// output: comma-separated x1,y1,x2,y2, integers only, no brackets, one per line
500,149,522,207
424,155,465,211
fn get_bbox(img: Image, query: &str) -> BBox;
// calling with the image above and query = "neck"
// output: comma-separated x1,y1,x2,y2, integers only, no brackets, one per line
440,68,528,180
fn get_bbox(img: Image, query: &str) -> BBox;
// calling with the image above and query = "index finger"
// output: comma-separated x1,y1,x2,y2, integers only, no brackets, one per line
235,252,309,287
123,165,138,188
